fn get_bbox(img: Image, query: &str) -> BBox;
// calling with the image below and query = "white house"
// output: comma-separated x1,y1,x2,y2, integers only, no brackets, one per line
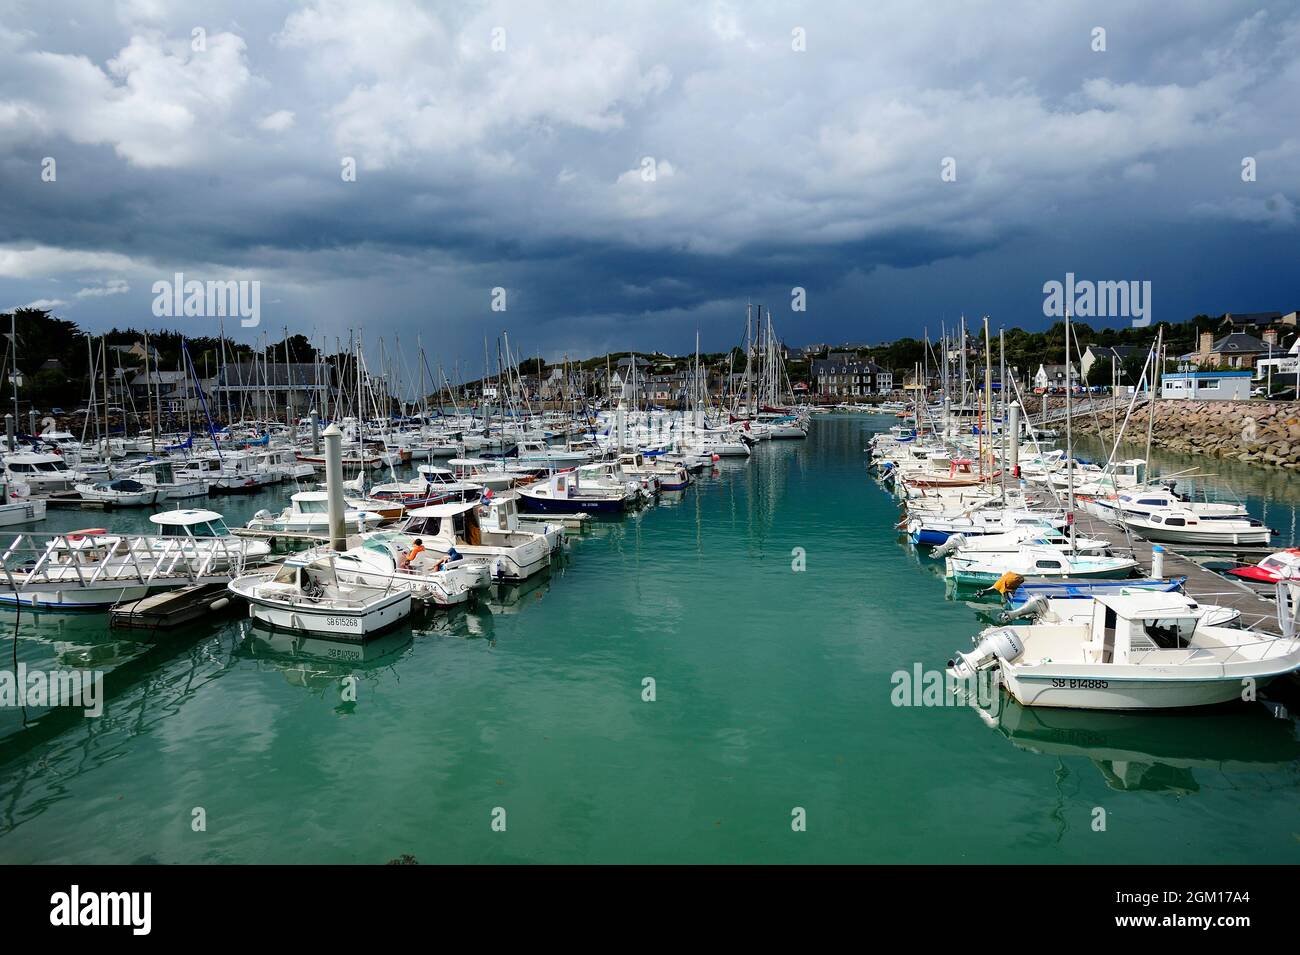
1160,371,1252,401
1032,363,1079,390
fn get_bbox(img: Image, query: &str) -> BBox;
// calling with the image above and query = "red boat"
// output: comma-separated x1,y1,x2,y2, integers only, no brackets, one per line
1226,548,1300,583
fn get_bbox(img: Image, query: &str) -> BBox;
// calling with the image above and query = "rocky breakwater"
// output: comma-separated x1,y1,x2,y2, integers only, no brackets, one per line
1066,399,1300,470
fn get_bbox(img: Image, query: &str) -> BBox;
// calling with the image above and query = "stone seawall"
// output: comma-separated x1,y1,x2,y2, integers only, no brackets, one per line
1047,398,1300,470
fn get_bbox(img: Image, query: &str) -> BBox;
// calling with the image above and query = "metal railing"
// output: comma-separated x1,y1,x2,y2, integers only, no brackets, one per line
0,531,254,597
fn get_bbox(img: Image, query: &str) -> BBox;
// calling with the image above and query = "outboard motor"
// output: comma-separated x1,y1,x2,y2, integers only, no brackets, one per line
998,595,1048,623
252,508,271,523
947,627,1025,681
932,533,966,558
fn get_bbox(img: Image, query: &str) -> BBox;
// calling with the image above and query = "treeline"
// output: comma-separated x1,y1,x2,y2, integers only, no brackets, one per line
0,307,325,408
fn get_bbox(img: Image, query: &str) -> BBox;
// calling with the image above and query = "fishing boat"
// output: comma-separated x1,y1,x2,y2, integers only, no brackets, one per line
948,591,1300,710
388,499,551,581
246,491,386,534
229,555,412,638
945,544,1139,587
74,478,159,507
1120,507,1272,546
1226,549,1300,584
516,470,632,514
1003,577,1188,606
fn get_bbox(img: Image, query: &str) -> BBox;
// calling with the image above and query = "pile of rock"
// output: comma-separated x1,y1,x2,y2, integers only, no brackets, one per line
1070,399,1300,469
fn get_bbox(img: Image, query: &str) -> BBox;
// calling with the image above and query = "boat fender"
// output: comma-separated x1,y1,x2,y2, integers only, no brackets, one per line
209,597,230,612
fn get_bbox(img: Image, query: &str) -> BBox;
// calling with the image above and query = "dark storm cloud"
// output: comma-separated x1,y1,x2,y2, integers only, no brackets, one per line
1,0,1297,359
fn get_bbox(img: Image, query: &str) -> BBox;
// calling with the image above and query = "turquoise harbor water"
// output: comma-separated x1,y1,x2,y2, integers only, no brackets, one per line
1,416,1298,864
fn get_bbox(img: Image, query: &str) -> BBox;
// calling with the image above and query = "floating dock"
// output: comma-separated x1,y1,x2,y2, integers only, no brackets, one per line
110,583,237,630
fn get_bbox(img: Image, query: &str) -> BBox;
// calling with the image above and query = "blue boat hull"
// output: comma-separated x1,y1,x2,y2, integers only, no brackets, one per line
519,494,626,514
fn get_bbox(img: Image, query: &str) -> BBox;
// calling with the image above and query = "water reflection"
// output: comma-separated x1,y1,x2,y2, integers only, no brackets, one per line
975,692,1300,793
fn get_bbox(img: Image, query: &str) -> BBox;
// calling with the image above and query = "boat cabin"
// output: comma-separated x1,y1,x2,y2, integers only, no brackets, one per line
1085,594,1207,663
402,500,484,545
150,508,234,539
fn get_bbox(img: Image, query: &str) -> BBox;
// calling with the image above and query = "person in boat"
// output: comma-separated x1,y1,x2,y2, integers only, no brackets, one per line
400,539,426,569
429,545,462,572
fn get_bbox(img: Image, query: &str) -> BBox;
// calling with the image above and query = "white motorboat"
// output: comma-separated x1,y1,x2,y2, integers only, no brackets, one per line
387,499,551,581
229,555,413,638
315,539,490,607
932,525,1112,557
1085,485,1248,524
948,591,1300,710
447,457,530,492
514,439,592,468
946,544,1139,587
246,491,386,534
370,465,483,507
614,452,690,491
122,460,208,500
1120,507,1272,546
0,478,46,525
149,508,273,567
3,451,77,492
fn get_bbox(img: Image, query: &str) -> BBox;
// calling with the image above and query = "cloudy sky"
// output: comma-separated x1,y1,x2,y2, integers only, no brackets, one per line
1,0,1297,369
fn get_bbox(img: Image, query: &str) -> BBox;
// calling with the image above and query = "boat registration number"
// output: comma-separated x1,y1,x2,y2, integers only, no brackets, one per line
1051,678,1109,689
325,616,360,628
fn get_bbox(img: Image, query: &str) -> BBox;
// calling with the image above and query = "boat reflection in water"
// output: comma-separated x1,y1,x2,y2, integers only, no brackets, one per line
973,691,1300,793
235,622,413,691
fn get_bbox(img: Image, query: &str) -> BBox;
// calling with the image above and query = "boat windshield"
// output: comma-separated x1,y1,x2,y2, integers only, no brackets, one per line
1142,616,1197,649
298,499,327,514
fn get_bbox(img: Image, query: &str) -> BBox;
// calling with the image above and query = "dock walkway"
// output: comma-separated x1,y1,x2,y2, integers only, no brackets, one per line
1071,509,1284,637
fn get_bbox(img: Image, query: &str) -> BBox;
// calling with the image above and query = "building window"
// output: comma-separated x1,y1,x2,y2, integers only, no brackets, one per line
1200,379,1219,390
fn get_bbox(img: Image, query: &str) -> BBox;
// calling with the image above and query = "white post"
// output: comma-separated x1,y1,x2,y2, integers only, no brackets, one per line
1008,401,1020,476
323,422,347,552
1151,544,1165,579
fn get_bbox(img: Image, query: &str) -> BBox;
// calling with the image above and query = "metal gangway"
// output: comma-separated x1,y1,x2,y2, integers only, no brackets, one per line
0,530,257,606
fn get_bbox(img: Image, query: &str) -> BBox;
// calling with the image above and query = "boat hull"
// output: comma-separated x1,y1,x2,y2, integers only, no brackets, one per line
243,592,412,639
518,494,626,514
1004,667,1282,710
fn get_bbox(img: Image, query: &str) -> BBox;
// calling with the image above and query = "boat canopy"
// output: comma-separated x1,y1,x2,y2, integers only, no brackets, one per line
150,508,225,526
407,500,480,519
